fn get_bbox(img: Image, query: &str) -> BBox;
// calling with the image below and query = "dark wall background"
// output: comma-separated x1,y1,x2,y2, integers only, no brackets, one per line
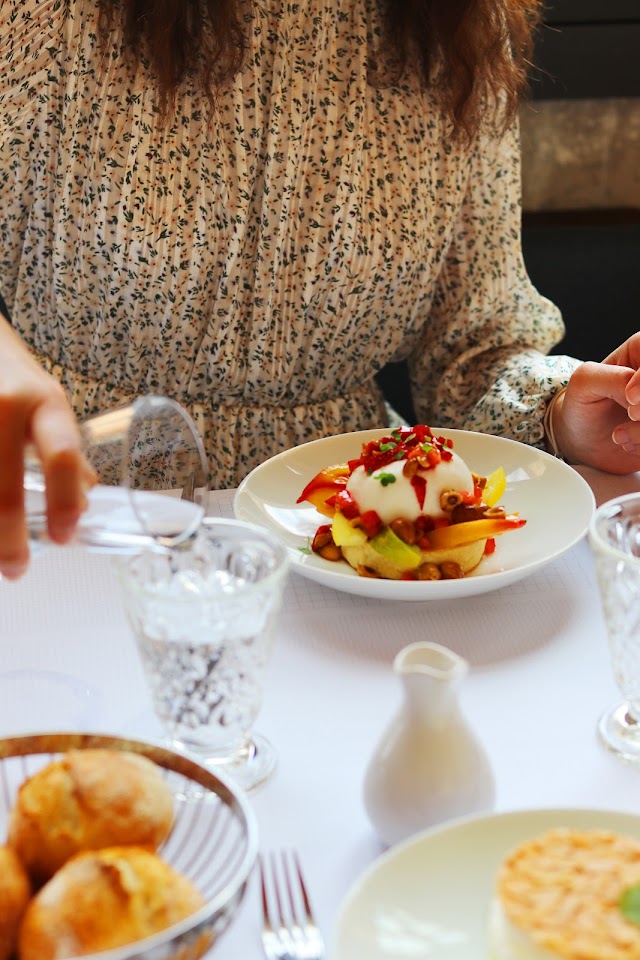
376,0,640,422
523,0,640,363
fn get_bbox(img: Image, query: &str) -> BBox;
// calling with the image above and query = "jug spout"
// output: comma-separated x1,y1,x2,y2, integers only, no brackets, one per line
394,641,468,720
394,640,468,680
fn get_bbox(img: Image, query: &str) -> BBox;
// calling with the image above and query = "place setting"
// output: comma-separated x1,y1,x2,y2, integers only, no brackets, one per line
6,410,640,960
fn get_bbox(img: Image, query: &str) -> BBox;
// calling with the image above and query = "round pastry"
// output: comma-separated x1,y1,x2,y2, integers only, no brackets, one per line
0,845,31,960
8,749,174,885
18,846,207,960
298,425,525,580
489,828,640,960
340,535,487,580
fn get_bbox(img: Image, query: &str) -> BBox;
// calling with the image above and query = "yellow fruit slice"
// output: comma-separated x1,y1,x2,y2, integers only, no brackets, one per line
331,510,367,547
483,466,506,507
425,515,525,550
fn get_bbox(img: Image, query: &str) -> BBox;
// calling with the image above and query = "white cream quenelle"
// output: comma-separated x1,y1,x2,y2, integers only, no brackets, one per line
346,452,475,524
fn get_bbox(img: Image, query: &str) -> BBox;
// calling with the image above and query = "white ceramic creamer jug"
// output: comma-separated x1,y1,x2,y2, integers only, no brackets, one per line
363,640,495,847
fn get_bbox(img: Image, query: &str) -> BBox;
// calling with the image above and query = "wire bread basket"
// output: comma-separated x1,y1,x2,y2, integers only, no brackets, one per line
0,732,258,960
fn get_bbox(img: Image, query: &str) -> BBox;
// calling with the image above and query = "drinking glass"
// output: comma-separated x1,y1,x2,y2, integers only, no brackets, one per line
25,395,209,553
589,492,640,762
115,518,289,791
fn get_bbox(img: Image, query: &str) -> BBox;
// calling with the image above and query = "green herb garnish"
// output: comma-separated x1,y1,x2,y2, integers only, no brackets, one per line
378,442,397,452
620,886,640,925
375,472,397,487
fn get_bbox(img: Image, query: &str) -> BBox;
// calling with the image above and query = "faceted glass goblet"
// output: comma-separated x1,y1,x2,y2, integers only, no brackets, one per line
589,493,640,762
115,518,289,792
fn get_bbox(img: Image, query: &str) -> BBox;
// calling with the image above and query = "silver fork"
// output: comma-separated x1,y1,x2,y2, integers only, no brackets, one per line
259,850,325,960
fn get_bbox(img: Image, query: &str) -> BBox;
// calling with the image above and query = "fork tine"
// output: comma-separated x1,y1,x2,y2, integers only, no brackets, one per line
258,854,272,931
270,851,288,927
292,850,314,922
259,850,325,960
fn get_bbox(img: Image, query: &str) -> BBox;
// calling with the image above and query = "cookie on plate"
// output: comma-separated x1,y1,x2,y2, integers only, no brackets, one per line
489,828,640,960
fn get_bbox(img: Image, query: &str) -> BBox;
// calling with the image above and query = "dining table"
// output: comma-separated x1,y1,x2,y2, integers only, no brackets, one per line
3,462,640,959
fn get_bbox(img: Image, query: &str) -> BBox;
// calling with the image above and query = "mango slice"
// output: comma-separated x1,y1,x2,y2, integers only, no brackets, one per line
331,511,367,547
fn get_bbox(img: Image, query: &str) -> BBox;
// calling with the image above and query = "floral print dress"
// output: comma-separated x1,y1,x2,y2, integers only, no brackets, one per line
0,0,578,489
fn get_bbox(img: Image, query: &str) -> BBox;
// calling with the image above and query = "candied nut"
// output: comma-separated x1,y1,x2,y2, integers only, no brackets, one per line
484,505,506,519
389,518,417,545
416,456,431,469
416,562,442,581
357,565,381,578
440,560,464,579
318,543,342,561
472,472,487,489
451,503,485,524
440,489,464,512
312,529,333,551
402,459,418,478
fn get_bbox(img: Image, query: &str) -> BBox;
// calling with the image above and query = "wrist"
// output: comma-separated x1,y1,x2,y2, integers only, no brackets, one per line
543,386,568,460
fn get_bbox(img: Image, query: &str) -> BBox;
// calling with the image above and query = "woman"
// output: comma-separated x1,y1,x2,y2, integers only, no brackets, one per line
2,0,640,579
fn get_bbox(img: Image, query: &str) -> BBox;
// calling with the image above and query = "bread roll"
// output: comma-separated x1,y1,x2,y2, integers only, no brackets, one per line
8,749,174,885
18,846,207,960
0,845,31,960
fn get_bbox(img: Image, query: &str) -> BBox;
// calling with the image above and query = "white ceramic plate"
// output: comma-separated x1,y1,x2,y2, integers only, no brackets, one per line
333,807,640,960
233,428,595,601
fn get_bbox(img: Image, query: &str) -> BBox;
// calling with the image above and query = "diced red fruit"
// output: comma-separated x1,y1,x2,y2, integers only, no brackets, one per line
483,537,497,555
329,489,360,520
411,474,427,510
357,510,382,538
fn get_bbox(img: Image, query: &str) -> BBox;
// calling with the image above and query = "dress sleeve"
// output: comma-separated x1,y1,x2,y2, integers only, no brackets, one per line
408,121,579,447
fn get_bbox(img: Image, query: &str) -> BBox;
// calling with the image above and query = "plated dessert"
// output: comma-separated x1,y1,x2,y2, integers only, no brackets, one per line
297,425,525,580
490,828,640,960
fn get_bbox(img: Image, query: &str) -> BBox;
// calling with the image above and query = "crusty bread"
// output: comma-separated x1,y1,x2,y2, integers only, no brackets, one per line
18,846,207,960
341,538,486,580
0,845,31,960
492,828,640,960
8,749,174,885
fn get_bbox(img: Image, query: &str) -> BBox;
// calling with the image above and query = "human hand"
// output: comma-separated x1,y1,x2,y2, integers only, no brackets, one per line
0,321,96,579
552,333,640,475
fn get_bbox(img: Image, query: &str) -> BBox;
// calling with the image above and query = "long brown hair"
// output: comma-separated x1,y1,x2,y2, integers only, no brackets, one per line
98,0,542,139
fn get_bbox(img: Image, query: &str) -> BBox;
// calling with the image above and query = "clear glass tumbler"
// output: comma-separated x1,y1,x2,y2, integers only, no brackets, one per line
25,395,209,553
115,518,289,791
589,492,640,762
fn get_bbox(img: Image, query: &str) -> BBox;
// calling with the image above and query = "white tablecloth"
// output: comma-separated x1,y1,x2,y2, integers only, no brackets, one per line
2,466,640,958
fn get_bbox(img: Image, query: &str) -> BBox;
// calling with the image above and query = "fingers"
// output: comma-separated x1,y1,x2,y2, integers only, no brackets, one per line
557,361,640,472
568,360,633,407
30,402,95,545
603,331,640,368
0,391,90,579
0,400,29,579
